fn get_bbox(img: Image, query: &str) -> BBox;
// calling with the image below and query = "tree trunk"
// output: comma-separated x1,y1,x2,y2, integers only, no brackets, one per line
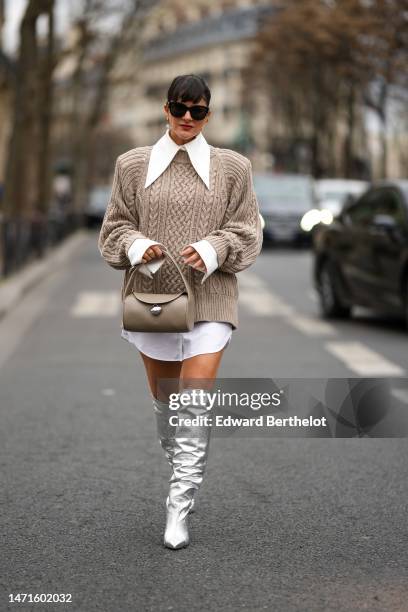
1,0,54,274
343,81,356,178
2,0,54,220
36,4,55,217
379,106,388,179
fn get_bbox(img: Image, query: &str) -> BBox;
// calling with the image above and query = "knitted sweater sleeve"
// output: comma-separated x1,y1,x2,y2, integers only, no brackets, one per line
202,158,263,274
98,156,149,270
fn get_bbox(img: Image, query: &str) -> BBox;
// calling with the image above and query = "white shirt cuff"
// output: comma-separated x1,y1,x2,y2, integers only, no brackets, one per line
127,238,165,279
188,240,219,284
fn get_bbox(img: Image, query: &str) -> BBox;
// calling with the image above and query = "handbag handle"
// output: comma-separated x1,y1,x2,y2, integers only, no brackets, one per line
124,244,193,298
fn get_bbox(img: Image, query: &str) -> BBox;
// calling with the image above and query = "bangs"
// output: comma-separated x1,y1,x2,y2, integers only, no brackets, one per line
168,75,211,105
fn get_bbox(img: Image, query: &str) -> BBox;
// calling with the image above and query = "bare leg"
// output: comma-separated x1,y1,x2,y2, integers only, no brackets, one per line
139,352,182,401
180,348,225,390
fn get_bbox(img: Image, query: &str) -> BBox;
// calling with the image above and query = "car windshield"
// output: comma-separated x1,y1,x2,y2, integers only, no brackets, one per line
253,176,313,211
319,190,348,202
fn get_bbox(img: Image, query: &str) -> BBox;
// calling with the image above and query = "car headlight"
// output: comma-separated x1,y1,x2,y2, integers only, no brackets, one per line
300,209,322,232
300,208,334,231
319,209,334,225
259,213,265,230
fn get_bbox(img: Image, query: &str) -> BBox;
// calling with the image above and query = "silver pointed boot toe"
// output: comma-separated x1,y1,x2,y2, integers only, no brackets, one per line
163,496,190,549
163,388,211,549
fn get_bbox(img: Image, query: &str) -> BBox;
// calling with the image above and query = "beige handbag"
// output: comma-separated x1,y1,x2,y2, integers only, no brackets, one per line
122,247,195,332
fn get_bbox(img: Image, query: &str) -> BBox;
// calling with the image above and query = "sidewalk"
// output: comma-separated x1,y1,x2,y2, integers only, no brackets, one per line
0,229,89,321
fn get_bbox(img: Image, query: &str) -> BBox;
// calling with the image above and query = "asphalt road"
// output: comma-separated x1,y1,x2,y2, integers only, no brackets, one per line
1,231,407,612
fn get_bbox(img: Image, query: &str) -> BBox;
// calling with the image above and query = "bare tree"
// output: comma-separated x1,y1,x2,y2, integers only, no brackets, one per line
2,0,55,220
248,0,408,178
359,0,408,177
247,0,354,177
67,0,158,221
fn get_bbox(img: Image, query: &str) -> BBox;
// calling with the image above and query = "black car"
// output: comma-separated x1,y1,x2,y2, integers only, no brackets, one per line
313,180,408,327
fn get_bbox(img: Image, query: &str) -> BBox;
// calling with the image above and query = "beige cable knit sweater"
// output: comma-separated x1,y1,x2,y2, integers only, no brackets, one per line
98,144,263,329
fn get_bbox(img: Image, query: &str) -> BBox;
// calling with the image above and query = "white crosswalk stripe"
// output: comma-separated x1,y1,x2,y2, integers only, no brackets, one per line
325,341,405,376
239,288,294,317
238,273,267,290
239,272,406,375
239,272,336,334
289,315,337,337
70,291,120,317
239,272,295,316
391,388,408,404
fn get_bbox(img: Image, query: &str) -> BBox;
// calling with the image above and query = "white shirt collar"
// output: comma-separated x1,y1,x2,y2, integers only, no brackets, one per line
144,128,210,190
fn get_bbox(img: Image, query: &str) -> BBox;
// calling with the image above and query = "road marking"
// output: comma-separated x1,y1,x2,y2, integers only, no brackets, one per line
70,291,120,317
239,273,268,290
289,314,337,336
239,288,294,317
325,341,405,376
239,273,335,335
239,272,405,375
239,272,295,316
391,388,408,405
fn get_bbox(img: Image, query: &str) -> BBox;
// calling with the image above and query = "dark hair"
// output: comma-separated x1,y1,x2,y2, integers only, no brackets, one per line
167,74,211,106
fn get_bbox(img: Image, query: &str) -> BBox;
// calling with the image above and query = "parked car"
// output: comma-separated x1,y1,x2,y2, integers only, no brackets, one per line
253,173,317,245
85,186,111,227
315,178,368,218
313,180,408,328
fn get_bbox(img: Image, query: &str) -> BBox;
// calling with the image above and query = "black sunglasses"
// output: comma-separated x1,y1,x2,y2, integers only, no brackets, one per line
168,100,210,121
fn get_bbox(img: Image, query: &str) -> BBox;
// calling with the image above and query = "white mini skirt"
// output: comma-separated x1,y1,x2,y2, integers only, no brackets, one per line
121,321,233,361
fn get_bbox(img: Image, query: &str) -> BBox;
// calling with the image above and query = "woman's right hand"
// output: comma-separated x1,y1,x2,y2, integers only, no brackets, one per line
142,245,164,263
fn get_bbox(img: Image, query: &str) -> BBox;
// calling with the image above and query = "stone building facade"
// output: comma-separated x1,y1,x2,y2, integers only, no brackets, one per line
108,0,275,169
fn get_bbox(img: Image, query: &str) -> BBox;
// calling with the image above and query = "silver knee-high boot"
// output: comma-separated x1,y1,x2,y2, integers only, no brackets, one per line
151,395,196,513
163,388,212,549
152,395,175,467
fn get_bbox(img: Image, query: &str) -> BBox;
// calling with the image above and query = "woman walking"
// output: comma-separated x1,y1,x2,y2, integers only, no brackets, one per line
98,74,263,549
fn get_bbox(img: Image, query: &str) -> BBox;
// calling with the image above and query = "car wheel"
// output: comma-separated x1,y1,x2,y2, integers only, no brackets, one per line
318,259,352,319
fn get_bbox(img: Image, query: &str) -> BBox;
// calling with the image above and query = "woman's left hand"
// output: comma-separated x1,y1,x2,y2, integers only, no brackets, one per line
180,246,207,273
